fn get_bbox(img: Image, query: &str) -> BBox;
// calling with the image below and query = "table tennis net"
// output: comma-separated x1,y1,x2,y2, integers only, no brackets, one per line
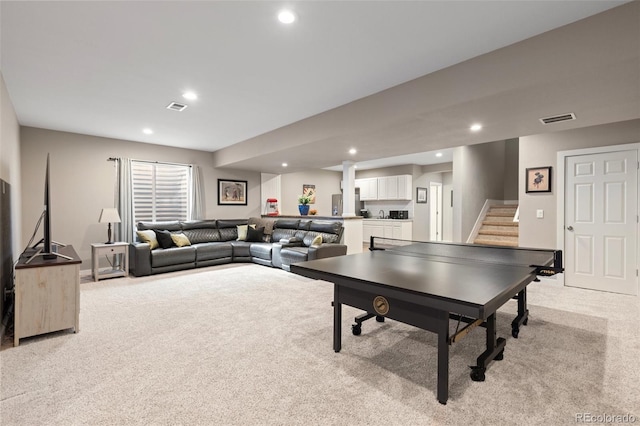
369,236,561,269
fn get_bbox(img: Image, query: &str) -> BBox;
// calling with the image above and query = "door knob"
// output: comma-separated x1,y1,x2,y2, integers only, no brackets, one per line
567,226,574,231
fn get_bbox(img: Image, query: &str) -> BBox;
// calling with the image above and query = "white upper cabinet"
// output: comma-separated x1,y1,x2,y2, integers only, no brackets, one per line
355,178,378,200
377,175,412,200
356,175,412,201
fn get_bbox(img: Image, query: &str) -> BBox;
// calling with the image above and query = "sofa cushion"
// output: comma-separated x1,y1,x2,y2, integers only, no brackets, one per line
151,246,196,267
274,219,300,229
180,220,221,244
249,242,272,260
183,227,221,244
218,219,248,241
271,227,298,242
248,217,274,236
171,233,191,247
236,224,256,241
230,241,252,258
138,221,182,232
136,230,159,249
280,246,309,265
246,226,265,242
181,220,217,230
196,242,232,261
155,230,174,249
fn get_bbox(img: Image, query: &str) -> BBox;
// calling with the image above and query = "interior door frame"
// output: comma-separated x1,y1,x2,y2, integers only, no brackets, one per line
430,182,443,241
556,142,640,287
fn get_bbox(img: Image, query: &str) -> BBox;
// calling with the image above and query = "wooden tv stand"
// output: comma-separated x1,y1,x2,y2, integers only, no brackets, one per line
14,245,81,346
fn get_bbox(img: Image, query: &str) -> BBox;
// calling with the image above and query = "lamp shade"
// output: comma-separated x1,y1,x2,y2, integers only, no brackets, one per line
99,208,121,224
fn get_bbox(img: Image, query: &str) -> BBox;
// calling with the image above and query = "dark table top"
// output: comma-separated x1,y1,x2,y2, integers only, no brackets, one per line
291,241,557,314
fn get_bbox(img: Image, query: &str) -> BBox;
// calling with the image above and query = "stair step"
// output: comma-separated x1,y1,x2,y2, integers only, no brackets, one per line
474,239,519,247
486,211,516,217
483,220,518,226
489,205,518,210
478,229,519,237
481,224,519,232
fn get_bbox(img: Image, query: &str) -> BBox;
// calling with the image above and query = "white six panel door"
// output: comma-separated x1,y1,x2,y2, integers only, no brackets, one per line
565,150,638,295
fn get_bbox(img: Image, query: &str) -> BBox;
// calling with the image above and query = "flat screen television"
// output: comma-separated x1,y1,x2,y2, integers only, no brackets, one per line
25,154,71,263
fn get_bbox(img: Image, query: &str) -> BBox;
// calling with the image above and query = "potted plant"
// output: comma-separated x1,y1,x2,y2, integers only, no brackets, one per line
298,194,312,215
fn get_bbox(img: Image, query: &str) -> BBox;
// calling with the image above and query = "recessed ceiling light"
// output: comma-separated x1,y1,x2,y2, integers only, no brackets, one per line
278,9,296,24
435,152,443,157
470,123,483,132
182,92,198,100
143,128,153,135
349,148,357,155
282,163,288,167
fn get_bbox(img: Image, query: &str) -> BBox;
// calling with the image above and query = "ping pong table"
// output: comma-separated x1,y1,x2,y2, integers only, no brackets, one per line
290,237,563,405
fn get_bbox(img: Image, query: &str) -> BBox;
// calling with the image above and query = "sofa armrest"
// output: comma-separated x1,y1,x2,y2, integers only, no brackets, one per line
271,243,284,268
130,242,152,276
307,244,348,261
279,237,302,247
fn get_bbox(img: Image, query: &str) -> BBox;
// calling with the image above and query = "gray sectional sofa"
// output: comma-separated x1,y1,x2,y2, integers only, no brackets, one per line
129,217,347,276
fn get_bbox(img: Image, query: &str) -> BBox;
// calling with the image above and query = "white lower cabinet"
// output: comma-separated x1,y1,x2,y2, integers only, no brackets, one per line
362,220,412,244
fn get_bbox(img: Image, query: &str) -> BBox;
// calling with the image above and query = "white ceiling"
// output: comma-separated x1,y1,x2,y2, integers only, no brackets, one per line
0,1,633,172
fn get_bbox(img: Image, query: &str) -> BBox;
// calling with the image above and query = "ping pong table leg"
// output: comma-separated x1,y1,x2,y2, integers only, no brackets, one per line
334,285,342,353
511,288,529,338
437,313,449,405
471,313,506,381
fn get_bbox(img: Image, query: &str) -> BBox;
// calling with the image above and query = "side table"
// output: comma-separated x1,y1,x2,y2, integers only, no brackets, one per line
91,242,129,281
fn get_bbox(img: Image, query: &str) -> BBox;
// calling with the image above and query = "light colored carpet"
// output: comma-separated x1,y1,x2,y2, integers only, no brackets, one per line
1,264,638,425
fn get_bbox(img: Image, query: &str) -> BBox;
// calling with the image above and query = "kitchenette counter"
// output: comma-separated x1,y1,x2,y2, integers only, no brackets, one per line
363,218,413,222
261,215,363,221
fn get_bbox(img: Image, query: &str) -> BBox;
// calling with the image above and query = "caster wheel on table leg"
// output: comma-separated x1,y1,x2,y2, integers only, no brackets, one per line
512,327,519,339
352,325,362,336
376,315,385,323
494,350,504,361
523,318,528,326
470,367,486,382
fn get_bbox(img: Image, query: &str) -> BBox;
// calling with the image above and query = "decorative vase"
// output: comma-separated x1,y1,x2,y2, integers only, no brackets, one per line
298,204,310,215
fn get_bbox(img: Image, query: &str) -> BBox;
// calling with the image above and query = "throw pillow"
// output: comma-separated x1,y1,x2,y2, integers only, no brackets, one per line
246,226,265,242
155,230,174,249
311,235,323,246
136,230,159,250
171,232,191,247
236,224,255,241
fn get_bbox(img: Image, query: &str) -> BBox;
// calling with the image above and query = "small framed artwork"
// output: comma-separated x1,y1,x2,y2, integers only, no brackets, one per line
303,184,316,204
416,187,428,203
218,179,247,205
526,167,552,193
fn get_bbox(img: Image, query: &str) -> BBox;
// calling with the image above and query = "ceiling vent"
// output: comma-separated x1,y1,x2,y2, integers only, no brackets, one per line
166,102,188,112
539,112,576,125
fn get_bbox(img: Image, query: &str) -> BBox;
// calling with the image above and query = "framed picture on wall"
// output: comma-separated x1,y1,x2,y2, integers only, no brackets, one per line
525,167,552,193
218,179,247,205
303,184,316,204
416,187,428,203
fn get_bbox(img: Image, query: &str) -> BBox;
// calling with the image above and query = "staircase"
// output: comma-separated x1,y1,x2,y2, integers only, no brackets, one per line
473,204,519,247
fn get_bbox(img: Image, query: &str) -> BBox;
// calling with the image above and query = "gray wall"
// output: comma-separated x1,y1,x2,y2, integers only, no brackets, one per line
504,138,519,200
20,127,261,269
0,73,21,256
280,170,341,216
0,72,21,318
453,140,507,242
519,119,640,249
